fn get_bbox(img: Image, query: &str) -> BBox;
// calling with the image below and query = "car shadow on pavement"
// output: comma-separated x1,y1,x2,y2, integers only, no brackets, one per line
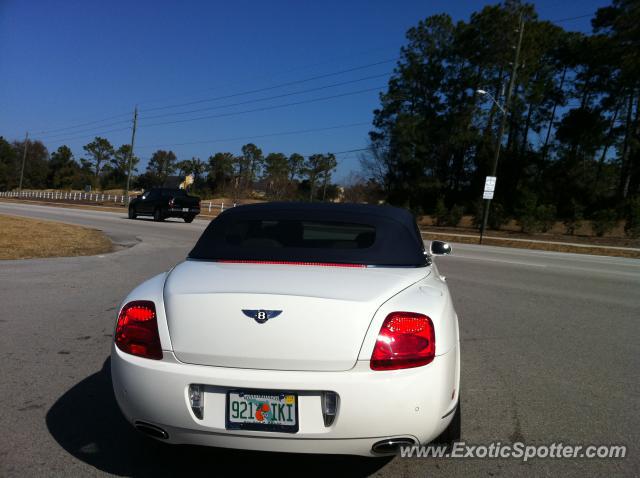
46,358,392,477
119,217,198,224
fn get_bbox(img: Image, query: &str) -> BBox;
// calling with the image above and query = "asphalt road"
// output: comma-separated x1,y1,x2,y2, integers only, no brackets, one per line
1,202,638,477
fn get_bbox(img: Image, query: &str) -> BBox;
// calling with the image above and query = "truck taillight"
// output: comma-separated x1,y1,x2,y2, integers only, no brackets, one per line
115,301,162,360
370,312,435,370
168,198,175,207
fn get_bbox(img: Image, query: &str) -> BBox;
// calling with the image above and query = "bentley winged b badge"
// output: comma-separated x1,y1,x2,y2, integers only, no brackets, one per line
242,309,283,324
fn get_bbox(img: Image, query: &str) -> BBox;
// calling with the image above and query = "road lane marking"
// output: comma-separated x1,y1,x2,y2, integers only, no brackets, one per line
450,253,639,279
449,255,547,268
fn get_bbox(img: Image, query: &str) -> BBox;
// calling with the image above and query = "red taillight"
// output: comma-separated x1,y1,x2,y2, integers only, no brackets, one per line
370,312,435,371
115,300,163,360
168,198,175,207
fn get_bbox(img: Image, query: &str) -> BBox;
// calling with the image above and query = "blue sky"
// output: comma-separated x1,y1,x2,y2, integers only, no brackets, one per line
0,0,606,180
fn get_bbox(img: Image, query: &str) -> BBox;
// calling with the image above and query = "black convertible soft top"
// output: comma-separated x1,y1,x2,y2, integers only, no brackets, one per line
189,202,427,267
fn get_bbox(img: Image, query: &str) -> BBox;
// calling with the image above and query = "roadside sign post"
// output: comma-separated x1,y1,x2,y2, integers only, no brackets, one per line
478,13,524,245
480,175,497,244
483,176,496,200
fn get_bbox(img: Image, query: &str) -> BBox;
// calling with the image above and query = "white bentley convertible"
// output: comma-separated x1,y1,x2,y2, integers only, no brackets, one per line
111,202,460,456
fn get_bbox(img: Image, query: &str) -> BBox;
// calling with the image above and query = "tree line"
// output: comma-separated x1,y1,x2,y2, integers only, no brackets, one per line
364,0,639,236
0,136,340,202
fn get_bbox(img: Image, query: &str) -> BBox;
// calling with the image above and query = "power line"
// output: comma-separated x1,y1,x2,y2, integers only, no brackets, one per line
39,118,133,140
136,121,371,150
30,58,394,139
25,10,597,138
550,13,594,24
141,72,391,121
269,147,370,160
30,12,598,149
329,147,370,156
293,147,371,160
134,46,399,108
38,86,384,146
33,111,132,135
140,58,395,114
139,85,385,129
44,126,132,145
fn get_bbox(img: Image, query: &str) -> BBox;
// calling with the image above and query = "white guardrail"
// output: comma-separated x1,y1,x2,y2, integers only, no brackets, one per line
0,190,232,214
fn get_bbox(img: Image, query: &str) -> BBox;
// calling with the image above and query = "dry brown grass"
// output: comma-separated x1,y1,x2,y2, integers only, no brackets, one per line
0,214,112,260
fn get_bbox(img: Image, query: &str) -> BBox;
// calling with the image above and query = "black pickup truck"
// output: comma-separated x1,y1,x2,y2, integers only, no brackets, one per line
128,188,201,222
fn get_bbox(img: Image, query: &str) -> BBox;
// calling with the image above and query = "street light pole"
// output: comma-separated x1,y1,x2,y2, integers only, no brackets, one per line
478,12,525,244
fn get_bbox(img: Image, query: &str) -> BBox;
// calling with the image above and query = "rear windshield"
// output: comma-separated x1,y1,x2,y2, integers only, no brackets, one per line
224,220,376,250
189,204,427,267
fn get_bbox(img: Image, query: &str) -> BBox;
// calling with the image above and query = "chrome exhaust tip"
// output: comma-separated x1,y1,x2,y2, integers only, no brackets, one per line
371,437,416,454
134,421,169,440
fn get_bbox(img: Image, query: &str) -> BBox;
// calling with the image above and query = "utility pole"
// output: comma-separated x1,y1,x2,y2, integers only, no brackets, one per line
18,132,29,193
124,106,138,206
479,12,525,244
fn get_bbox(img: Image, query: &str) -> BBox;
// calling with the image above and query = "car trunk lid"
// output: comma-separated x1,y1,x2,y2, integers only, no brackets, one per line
164,261,428,371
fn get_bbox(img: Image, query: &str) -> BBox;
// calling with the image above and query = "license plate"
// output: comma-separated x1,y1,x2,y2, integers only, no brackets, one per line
226,390,298,433
182,207,189,212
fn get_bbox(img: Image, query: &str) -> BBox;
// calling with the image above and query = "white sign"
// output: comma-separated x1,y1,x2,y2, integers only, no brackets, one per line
483,176,497,199
484,176,497,192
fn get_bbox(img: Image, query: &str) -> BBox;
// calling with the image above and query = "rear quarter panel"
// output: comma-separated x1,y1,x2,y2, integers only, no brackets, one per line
357,272,458,361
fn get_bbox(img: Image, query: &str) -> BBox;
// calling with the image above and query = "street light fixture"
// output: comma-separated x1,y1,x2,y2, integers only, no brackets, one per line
476,89,506,115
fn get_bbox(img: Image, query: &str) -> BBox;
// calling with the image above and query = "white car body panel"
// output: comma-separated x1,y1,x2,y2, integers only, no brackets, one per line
112,258,460,456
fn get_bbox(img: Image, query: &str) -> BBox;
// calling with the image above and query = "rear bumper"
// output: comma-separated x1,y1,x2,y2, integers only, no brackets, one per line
111,344,459,456
167,208,199,216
